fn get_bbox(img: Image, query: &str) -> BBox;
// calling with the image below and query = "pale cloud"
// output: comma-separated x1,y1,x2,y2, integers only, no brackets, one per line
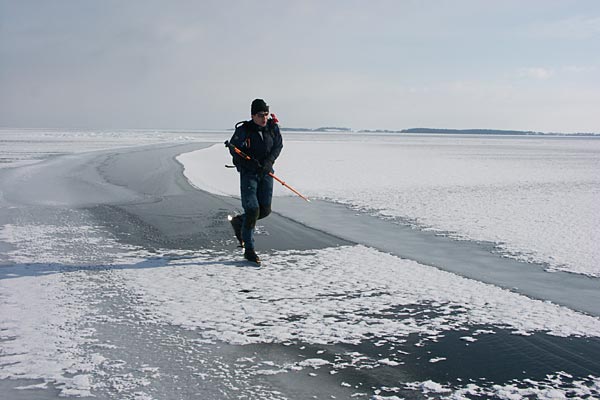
518,67,555,80
563,65,597,74
1,1,600,132
527,15,600,39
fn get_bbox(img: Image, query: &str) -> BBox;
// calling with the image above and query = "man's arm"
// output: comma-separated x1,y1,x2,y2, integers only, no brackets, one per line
230,122,250,156
267,123,283,163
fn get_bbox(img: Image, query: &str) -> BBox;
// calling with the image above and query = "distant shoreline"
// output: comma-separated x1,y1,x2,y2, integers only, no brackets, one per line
2,126,598,137
280,127,600,136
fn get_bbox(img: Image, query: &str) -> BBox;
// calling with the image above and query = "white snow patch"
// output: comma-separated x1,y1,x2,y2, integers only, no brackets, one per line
379,358,401,366
403,372,600,398
0,271,98,397
429,357,447,363
122,245,600,346
420,379,452,393
0,221,154,266
298,358,330,369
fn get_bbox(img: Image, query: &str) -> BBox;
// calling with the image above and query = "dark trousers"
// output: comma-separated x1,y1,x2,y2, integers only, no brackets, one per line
240,170,273,250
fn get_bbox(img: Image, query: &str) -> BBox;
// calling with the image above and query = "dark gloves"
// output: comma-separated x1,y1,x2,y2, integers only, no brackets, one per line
261,159,274,175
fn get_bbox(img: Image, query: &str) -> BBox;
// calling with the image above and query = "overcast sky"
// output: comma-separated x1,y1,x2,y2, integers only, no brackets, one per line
1,0,599,132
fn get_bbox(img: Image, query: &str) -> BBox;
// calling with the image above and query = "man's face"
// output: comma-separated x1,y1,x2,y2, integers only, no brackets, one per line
252,111,269,127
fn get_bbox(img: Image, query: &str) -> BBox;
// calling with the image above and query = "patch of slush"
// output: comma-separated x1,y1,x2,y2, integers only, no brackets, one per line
178,136,600,277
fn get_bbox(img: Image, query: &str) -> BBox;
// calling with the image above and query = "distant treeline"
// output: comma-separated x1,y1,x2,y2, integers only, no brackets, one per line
280,127,351,132
400,128,545,135
362,128,600,136
276,126,599,136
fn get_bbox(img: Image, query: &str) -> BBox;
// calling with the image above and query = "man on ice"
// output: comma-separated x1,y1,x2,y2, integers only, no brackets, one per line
228,99,283,264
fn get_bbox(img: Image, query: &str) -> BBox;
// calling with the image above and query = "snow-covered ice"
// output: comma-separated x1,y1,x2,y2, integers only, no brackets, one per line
3,240,600,398
178,134,600,277
121,245,600,343
1,129,600,399
0,128,223,170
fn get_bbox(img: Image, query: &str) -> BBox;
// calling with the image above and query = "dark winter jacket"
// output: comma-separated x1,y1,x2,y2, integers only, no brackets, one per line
229,119,283,174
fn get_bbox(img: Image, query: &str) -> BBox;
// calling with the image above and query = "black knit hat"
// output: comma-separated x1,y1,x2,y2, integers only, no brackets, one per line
251,99,269,115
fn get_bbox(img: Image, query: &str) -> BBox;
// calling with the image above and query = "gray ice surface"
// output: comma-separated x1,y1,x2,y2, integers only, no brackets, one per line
1,141,599,399
1,139,598,316
66,142,600,320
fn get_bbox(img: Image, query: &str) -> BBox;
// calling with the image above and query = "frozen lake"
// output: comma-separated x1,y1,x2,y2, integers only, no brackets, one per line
1,129,599,399
181,132,600,278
